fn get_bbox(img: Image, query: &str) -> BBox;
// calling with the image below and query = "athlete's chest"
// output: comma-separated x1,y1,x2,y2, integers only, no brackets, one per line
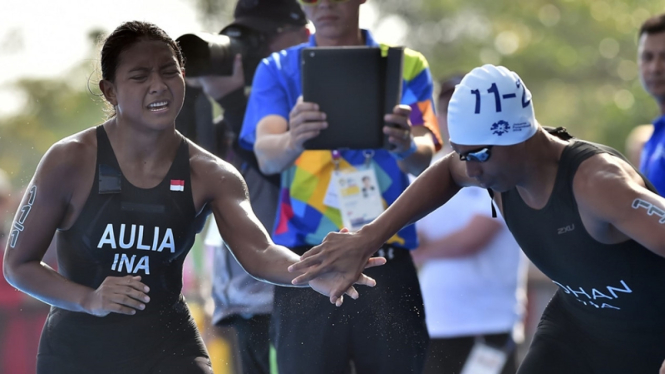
89,182,195,261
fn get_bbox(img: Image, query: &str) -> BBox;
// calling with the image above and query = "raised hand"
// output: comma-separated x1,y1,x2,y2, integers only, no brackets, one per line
383,104,414,153
81,275,150,317
289,228,386,303
287,96,328,152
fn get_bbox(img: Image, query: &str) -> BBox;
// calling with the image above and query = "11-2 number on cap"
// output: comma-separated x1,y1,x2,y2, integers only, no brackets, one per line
469,80,531,114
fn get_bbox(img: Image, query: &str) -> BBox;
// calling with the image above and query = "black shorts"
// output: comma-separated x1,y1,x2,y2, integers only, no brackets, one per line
270,245,429,374
37,300,212,374
518,291,665,373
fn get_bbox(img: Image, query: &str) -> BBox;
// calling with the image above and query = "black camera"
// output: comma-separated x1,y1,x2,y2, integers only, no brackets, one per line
176,26,270,83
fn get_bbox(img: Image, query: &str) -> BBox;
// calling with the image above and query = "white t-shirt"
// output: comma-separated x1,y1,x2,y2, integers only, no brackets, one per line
413,155,527,339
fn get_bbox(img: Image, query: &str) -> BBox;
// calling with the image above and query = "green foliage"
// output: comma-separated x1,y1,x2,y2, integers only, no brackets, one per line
0,74,106,187
186,0,234,32
372,0,665,150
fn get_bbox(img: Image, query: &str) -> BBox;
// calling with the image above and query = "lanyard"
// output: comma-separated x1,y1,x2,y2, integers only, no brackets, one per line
331,150,375,170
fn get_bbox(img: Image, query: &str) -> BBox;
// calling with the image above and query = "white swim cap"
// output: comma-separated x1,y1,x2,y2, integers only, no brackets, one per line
448,64,537,146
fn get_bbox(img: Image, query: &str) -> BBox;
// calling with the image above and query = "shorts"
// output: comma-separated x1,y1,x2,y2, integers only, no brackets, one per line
37,300,212,374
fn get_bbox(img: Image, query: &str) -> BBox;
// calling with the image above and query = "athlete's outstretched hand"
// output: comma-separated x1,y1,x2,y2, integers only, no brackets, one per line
308,265,382,306
289,228,386,304
82,275,150,317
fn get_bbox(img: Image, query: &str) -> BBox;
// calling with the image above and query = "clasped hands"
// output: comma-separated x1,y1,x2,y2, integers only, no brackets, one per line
289,228,387,307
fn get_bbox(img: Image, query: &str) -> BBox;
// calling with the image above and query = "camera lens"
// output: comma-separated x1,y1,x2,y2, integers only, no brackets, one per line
176,33,237,77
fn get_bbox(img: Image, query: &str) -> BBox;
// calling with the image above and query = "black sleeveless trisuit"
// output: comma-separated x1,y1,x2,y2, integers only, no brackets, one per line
37,126,212,374
503,139,665,373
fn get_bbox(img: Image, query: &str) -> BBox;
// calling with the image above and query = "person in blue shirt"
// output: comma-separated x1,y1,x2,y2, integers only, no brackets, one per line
240,1,442,372
638,13,665,194
184,1,310,373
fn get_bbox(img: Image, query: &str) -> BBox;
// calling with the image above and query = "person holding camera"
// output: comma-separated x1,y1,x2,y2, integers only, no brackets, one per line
179,1,310,373
240,1,442,373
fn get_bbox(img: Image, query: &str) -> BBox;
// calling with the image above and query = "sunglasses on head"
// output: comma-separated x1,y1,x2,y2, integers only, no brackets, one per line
298,0,351,5
458,146,493,162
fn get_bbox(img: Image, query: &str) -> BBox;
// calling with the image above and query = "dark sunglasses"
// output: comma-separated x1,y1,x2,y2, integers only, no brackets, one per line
298,0,350,5
458,146,493,162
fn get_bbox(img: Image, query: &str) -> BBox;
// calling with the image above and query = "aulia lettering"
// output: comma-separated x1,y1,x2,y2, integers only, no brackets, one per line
97,224,175,253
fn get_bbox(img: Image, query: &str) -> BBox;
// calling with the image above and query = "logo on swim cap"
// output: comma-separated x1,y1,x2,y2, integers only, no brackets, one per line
491,120,510,136
448,64,537,146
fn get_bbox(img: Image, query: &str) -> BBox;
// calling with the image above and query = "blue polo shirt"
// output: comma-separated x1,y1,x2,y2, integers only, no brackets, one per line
240,30,441,249
640,115,665,195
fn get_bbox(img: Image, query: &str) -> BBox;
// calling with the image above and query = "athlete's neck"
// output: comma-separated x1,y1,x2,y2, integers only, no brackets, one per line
104,118,180,161
514,128,568,209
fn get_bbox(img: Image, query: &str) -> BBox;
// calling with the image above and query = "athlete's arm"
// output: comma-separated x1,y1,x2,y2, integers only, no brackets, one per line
288,152,480,299
574,153,665,257
190,147,384,305
3,134,149,316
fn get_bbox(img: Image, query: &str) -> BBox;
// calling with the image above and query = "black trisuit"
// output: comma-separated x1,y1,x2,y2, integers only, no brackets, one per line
36,126,212,374
502,136,665,373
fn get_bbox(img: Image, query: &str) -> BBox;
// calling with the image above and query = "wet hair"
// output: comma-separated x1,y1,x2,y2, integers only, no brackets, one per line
639,13,665,38
100,21,184,83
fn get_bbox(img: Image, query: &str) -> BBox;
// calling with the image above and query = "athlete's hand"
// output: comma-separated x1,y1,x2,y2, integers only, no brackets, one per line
290,228,386,304
81,275,150,317
308,268,380,307
659,358,665,374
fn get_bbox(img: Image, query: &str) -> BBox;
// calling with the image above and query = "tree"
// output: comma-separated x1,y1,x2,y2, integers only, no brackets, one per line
0,30,107,189
366,0,665,150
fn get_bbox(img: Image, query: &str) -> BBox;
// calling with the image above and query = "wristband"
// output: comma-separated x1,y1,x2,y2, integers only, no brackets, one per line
390,138,417,161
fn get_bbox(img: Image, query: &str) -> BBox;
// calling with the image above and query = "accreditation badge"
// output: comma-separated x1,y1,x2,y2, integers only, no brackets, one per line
325,166,385,232
460,341,508,374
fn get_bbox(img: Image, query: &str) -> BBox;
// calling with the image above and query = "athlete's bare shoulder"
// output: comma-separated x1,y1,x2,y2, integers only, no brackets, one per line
573,151,646,224
185,138,247,205
186,138,236,176
24,127,99,229
37,127,97,182
574,151,645,194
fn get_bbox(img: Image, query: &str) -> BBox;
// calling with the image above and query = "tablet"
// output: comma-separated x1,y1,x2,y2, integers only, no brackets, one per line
301,46,403,150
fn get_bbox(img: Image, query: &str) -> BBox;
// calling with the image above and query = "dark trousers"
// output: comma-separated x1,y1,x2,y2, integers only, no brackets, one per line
270,245,429,374
220,314,271,374
423,333,516,374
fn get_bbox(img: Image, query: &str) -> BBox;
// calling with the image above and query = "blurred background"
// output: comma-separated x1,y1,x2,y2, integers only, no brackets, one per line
1,0,664,373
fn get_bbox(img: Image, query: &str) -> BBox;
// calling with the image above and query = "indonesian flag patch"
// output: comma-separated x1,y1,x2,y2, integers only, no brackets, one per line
170,179,185,192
